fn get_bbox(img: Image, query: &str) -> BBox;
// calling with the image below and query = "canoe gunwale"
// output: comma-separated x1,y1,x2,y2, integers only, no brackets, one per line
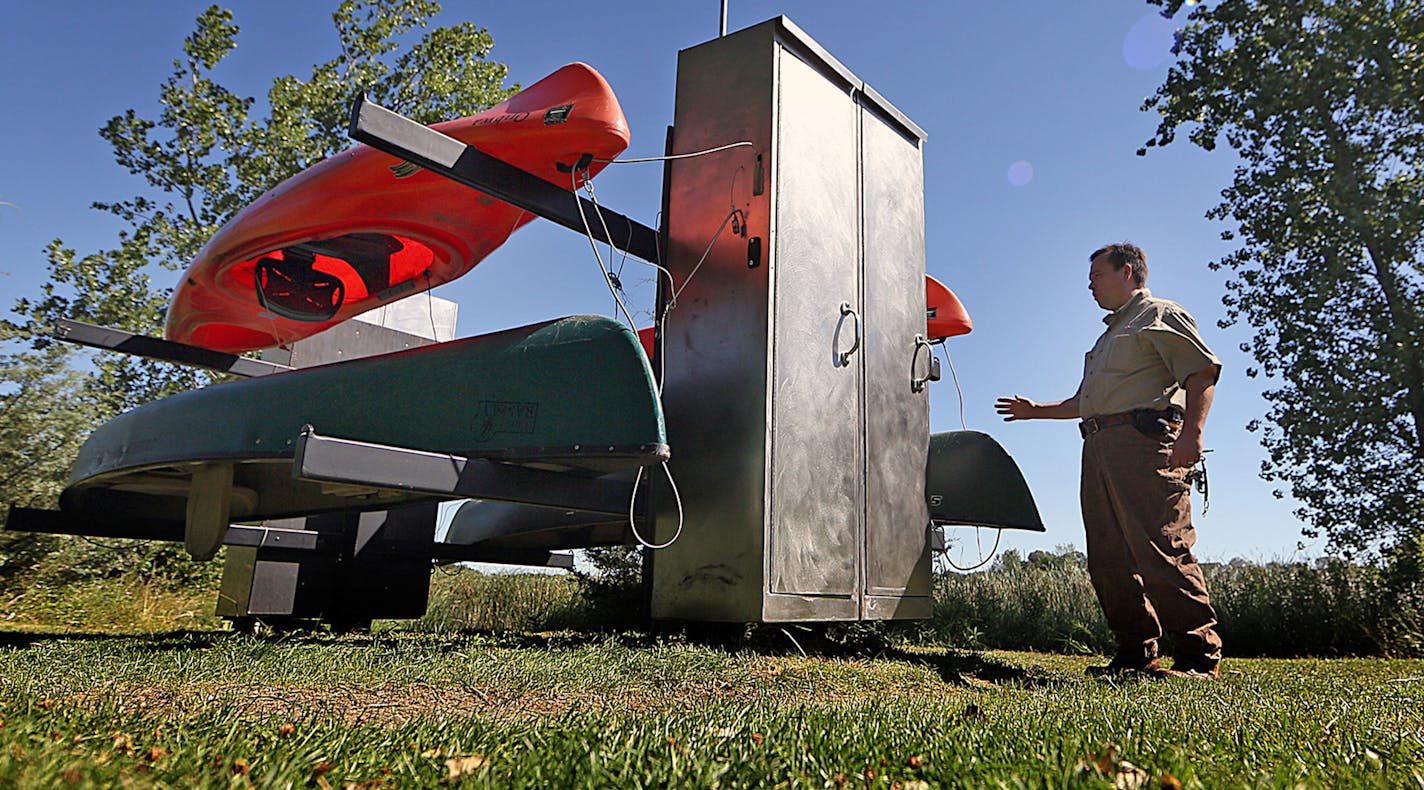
63,440,674,491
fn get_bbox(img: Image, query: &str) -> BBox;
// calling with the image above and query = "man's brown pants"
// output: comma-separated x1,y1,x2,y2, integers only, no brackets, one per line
1081,423,1221,663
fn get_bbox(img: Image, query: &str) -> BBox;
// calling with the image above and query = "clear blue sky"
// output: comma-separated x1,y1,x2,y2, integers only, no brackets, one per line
0,1,1313,564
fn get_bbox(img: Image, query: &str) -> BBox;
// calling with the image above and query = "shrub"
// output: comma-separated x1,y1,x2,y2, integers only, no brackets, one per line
568,546,647,630
928,548,1423,657
926,549,1112,654
416,569,585,633
414,551,652,635
1207,558,1384,656
0,534,219,594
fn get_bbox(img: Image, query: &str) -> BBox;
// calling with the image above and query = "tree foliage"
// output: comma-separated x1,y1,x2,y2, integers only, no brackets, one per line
571,546,647,627
0,346,105,584
0,348,98,522
4,0,515,409
1,1,515,579
1141,0,1424,566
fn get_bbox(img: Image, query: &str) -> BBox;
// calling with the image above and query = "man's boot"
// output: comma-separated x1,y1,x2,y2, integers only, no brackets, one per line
1162,654,1220,680
1086,641,1163,678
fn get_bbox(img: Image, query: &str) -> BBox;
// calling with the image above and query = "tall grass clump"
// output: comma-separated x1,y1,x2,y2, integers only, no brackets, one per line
414,569,586,633
0,535,223,633
929,548,1423,657
1210,557,1424,657
414,548,650,634
0,533,219,594
927,549,1112,654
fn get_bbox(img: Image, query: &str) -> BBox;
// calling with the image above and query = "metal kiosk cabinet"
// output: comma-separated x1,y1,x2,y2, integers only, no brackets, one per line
652,18,933,622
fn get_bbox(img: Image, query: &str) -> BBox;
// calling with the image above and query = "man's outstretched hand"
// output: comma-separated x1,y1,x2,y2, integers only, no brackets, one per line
995,396,1035,422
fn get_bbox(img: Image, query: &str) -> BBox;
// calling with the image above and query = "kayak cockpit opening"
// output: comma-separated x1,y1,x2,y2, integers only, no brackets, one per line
253,232,435,322
294,233,404,295
255,252,346,321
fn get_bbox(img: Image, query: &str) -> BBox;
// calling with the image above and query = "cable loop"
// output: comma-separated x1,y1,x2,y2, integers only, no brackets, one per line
594,141,755,164
932,339,968,430
938,526,1004,573
627,462,684,550
570,167,686,550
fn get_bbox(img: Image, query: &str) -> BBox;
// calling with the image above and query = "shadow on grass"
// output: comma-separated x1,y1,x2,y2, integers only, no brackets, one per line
666,622,1069,688
892,647,1068,689
416,622,1072,687
0,624,1072,688
0,628,221,652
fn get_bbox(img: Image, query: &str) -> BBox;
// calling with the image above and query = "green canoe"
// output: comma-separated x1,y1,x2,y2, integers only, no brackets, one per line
926,430,1044,532
61,315,667,531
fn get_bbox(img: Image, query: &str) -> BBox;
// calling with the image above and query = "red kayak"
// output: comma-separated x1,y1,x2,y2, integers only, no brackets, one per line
634,274,972,359
925,274,972,340
165,63,629,353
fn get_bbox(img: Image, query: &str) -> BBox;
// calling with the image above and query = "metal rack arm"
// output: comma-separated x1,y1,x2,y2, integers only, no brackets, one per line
348,95,660,263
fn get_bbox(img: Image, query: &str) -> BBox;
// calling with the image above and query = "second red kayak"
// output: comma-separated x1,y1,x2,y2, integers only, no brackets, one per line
165,63,630,353
634,274,973,359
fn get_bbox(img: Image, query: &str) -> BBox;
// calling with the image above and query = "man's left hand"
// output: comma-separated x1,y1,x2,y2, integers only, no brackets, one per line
1169,429,1204,469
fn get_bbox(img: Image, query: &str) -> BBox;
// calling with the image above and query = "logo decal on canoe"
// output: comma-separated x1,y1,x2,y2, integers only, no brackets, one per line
470,111,531,127
544,104,574,125
473,401,538,442
389,161,422,179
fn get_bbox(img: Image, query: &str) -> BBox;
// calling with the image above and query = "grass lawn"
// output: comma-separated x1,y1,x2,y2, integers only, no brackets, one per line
0,627,1419,788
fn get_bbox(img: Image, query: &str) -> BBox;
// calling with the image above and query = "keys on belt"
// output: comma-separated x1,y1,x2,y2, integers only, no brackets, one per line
1079,408,1182,439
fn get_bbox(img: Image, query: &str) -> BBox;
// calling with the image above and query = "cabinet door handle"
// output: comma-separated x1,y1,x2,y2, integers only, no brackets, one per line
838,302,861,366
911,334,940,392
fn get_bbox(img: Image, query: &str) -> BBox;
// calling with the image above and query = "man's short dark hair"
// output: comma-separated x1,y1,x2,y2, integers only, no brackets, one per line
1090,243,1148,285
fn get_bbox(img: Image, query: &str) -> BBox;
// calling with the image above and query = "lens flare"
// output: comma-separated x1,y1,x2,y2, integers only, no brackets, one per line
1006,160,1034,187
1123,12,1177,70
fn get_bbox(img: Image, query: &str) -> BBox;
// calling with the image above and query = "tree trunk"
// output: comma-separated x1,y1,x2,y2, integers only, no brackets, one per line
1316,104,1424,457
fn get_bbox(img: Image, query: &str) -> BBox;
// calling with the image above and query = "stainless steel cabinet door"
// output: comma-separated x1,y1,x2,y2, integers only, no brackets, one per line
861,105,932,606
768,49,863,597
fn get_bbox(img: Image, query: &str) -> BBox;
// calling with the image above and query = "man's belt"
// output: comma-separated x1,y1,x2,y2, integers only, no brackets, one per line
1079,407,1182,439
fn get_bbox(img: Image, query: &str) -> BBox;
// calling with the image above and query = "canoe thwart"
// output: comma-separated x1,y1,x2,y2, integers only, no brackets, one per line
185,461,235,560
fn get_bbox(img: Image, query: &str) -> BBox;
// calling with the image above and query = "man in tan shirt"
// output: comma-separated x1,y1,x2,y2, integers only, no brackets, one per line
995,242,1222,680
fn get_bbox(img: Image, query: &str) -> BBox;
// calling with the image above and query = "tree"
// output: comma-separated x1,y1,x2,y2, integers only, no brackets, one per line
0,1,515,577
1140,0,1424,569
5,1,515,409
0,346,98,582
0,348,96,519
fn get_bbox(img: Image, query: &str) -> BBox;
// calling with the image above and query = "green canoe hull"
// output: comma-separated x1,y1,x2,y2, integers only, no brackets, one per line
926,430,1044,532
442,429,1047,554
61,315,666,526
445,497,631,551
